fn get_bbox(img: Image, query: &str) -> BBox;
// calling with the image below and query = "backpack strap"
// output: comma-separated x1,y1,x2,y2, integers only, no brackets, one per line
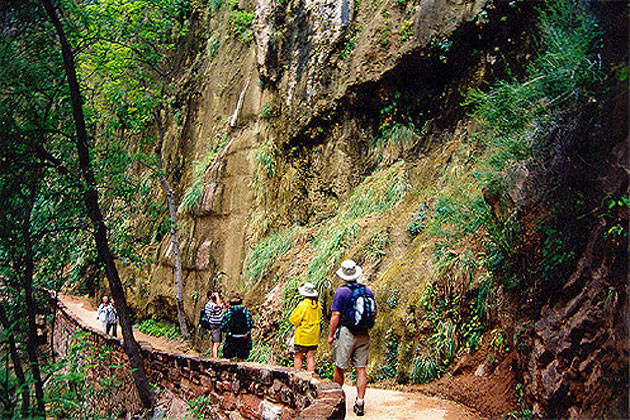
340,282,360,326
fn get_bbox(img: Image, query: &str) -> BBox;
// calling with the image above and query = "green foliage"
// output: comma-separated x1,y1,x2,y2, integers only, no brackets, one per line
179,138,227,216
45,331,124,419
338,36,357,60
307,223,360,288
364,230,390,263
340,162,409,221
252,137,276,204
246,227,297,285
261,103,272,119
461,315,484,352
464,1,602,175
211,0,222,11
227,0,254,43
255,138,276,178
186,394,220,420
601,195,629,241
0,359,23,419
430,36,453,63
373,122,419,157
249,342,273,364
207,36,221,58
489,328,510,353
502,383,534,419
137,319,181,339
410,350,441,384
407,203,429,237
78,0,192,134
386,289,400,309
315,360,335,381
375,328,400,381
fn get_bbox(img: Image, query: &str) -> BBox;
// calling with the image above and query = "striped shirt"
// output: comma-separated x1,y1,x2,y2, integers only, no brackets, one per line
204,300,224,327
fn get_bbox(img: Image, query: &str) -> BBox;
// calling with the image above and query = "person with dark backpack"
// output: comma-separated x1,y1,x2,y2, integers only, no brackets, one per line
327,260,377,417
221,292,253,361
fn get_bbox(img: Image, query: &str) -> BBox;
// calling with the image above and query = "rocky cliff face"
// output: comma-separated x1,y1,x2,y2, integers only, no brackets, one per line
119,0,628,418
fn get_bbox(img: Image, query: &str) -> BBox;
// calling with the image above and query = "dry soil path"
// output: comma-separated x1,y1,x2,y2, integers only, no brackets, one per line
59,294,481,420
59,294,194,354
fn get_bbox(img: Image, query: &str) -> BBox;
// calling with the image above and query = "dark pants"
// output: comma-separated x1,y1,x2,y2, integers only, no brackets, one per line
106,322,117,337
223,336,252,360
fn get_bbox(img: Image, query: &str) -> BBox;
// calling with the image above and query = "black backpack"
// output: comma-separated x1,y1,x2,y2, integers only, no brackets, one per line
341,282,376,332
228,306,249,336
199,308,211,330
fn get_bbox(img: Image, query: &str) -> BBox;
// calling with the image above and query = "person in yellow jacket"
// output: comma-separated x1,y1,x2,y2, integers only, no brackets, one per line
289,282,322,372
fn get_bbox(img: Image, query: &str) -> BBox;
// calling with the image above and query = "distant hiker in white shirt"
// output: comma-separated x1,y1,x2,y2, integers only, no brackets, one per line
97,296,109,332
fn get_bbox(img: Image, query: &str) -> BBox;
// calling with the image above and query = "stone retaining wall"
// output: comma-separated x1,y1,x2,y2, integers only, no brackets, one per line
52,299,345,419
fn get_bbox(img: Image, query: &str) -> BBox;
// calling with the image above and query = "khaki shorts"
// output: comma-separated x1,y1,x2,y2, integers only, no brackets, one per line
333,326,370,370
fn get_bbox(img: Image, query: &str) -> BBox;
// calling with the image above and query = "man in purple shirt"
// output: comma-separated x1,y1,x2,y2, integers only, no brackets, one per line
327,259,376,417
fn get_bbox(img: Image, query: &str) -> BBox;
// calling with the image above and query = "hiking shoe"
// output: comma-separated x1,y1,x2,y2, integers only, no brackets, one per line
353,401,365,416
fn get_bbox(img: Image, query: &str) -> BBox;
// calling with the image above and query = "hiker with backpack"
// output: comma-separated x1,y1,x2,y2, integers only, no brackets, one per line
105,302,118,337
327,259,377,417
221,292,253,361
202,290,226,357
289,282,322,372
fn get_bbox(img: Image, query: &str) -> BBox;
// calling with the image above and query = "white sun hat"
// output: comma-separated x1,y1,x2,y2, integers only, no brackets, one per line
336,259,362,282
298,282,319,298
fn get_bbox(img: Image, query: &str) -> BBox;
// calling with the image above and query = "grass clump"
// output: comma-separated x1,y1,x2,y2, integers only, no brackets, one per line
137,319,181,339
407,202,429,237
365,230,390,263
249,342,273,364
375,328,400,381
246,226,297,285
179,138,227,216
410,351,442,384
307,223,359,288
252,137,276,204
464,0,602,176
340,161,409,220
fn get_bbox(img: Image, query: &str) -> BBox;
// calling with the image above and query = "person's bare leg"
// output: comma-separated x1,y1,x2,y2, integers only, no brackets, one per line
356,367,367,400
306,350,315,372
333,366,345,386
294,353,304,369
212,342,220,358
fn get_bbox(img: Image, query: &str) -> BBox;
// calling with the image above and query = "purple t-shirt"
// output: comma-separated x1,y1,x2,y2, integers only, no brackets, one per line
331,282,376,313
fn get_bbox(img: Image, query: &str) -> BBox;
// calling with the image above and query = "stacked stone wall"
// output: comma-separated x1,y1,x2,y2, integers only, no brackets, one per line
52,299,345,419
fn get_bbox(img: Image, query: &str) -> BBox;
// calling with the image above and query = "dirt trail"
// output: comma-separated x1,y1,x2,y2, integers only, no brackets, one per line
59,294,481,419
59,294,194,354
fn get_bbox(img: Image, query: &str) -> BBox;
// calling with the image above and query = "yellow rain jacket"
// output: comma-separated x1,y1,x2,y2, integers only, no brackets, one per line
289,298,322,346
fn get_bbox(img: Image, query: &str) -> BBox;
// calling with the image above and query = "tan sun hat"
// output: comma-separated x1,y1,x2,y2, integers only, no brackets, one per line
298,282,318,298
336,259,362,282
229,292,243,304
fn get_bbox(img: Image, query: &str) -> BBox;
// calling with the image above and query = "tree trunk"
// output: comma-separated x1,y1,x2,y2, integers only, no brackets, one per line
155,116,189,340
0,304,30,416
21,194,46,417
41,0,155,410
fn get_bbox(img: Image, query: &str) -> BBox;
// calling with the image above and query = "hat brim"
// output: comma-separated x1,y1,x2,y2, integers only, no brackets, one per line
298,286,318,298
336,265,362,282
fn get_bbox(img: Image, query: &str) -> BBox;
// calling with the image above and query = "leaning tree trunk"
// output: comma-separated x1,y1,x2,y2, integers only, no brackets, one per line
41,0,155,409
0,304,30,416
155,116,189,340
21,194,45,416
